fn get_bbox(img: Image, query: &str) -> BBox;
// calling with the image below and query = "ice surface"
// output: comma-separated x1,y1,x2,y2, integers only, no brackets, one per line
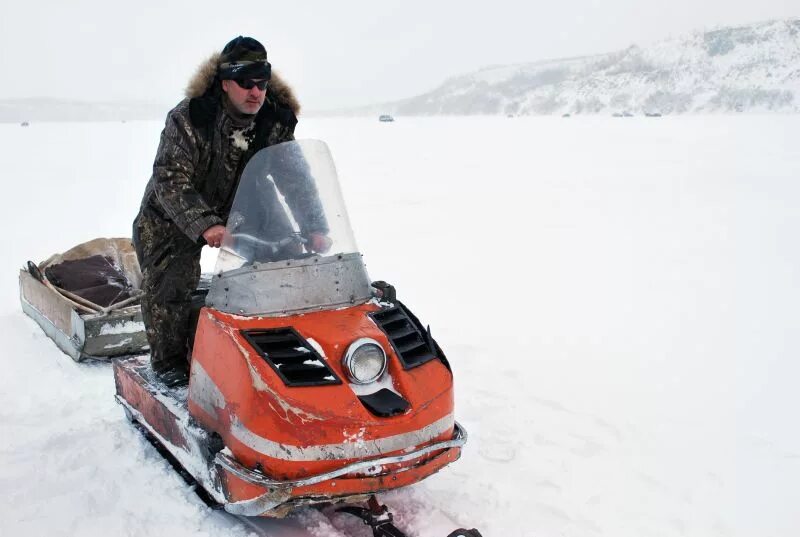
1,115,799,536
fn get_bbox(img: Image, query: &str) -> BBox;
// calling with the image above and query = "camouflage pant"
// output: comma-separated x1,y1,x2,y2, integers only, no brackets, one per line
133,211,202,372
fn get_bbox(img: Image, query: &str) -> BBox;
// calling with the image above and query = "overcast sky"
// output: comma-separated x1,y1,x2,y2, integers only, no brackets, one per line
0,1,796,111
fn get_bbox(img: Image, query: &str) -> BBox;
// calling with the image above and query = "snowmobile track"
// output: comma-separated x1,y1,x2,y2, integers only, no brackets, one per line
133,417,480,537
130,409,373,537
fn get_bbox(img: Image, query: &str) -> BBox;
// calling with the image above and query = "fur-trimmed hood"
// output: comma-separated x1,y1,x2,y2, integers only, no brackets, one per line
185,52,300,116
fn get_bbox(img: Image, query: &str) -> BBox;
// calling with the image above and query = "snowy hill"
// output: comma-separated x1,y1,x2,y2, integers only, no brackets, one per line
356,18,800,116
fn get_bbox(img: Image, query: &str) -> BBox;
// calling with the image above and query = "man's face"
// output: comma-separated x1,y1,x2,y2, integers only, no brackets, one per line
222,78,268,115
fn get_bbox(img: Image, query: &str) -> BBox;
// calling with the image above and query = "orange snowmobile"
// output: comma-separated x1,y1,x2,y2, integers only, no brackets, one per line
113,140,481,537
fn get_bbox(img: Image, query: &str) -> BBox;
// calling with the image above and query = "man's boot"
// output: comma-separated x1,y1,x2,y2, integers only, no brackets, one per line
152,359,190,388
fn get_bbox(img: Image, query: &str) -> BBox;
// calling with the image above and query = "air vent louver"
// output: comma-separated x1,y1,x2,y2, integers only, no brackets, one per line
370,306,437,369
242,328,341,387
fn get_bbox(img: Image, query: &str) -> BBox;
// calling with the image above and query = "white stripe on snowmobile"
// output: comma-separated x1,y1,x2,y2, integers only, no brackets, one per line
189,361,228,419
229,412,455,462
189,365,454,462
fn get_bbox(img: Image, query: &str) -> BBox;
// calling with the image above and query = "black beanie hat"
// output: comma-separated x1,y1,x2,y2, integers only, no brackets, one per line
219,36,271,80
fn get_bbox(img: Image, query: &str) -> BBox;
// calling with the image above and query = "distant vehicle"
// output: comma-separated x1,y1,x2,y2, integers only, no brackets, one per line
379,114,395,122
622,111,634,117
612,112,624,117
562,113,571,118
21,121,29,127
645,112,662,117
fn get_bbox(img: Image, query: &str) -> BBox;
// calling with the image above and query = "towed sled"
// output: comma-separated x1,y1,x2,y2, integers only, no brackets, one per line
19,237,149,361
113,140,481,536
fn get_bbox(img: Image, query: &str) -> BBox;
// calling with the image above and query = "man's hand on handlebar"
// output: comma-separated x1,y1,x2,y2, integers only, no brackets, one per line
307,232,332,254
202,225,226,248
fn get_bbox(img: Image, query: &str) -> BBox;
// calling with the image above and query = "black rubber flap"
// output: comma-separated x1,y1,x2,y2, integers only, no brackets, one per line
358,388,410,417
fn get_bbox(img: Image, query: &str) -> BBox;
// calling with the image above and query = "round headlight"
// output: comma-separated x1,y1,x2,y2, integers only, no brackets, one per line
343,338,387,384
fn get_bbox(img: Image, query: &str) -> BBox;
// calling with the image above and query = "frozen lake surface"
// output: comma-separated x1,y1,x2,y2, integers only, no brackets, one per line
0,115,798,537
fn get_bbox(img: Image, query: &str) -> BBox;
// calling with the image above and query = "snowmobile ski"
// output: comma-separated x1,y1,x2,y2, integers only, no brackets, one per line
338,496,483,537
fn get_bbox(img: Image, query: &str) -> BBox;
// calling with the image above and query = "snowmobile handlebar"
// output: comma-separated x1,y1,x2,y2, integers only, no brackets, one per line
228,232,311,263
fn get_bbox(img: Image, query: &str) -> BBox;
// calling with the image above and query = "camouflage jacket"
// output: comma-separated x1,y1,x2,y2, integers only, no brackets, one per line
136,53,304,244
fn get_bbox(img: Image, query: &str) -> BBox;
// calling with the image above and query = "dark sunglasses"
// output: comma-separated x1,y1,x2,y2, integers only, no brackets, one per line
233,79,269,90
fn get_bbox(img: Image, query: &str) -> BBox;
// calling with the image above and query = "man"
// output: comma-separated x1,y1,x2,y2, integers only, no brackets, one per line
133,36,330,386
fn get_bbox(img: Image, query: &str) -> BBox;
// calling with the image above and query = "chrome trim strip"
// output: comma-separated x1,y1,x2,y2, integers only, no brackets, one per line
224,490,292,517
220,421,466,488
221,421,466,516
230,413,455,462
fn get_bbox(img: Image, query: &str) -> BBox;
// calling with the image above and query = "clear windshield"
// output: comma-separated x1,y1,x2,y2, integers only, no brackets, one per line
214,140,358,273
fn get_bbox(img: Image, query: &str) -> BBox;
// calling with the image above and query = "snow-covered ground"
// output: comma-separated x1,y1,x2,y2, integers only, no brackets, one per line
1,115,798,537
